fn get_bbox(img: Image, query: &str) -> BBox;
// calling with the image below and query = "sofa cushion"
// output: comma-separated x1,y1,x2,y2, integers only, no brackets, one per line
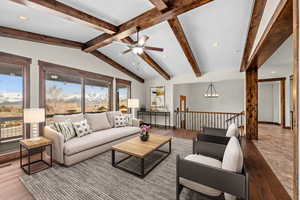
72,119,92,137
106,111,122,127
53,113,84,123
64,126,141,156
180,154,222,197
85,112,112,131
226,123,239,137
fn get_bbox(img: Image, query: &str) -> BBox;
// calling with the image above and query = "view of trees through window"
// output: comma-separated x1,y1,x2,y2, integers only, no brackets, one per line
85,79,110,113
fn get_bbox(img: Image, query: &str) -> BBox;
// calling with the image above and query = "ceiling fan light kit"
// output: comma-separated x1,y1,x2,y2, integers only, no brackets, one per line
119,26,164,55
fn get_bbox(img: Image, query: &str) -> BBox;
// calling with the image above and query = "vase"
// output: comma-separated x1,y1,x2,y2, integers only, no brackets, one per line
140,131,149,141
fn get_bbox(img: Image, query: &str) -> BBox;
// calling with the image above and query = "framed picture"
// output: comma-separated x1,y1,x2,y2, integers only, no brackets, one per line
150,86,165,108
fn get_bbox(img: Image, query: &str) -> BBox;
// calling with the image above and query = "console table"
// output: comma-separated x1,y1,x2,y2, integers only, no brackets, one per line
137,111,171,128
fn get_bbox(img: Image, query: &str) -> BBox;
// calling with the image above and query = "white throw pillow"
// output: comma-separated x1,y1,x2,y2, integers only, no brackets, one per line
226,123,239,137
85,112,112,131
72,119,92,137
222,136,244,200
123,114,134,126
114,115,128,127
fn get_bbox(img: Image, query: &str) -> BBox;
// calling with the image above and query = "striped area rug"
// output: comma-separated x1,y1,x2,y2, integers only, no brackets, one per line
20,138,214,200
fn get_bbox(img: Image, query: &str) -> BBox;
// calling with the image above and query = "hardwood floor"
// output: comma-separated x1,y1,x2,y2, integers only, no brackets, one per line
0,127,292,200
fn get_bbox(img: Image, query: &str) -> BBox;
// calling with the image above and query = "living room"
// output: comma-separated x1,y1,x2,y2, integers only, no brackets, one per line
0,0,299,200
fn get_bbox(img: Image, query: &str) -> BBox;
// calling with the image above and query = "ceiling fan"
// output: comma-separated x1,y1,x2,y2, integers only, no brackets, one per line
115,27,164,55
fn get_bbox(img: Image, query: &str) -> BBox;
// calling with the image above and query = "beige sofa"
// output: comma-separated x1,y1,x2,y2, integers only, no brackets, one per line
44,111,141,166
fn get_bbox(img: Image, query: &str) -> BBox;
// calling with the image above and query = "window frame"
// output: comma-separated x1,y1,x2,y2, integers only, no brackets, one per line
116,78,131,113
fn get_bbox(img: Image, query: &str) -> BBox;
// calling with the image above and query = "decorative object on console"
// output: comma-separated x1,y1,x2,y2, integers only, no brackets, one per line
128,98,140,119
204,82,219,98
23,108,45,141
150,86,165,108
140,124,151,141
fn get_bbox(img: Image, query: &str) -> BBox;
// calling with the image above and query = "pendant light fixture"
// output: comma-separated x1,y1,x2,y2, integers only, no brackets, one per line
204,82,219,98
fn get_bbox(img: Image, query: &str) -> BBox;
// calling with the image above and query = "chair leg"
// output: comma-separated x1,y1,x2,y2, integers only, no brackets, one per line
176,184,183,200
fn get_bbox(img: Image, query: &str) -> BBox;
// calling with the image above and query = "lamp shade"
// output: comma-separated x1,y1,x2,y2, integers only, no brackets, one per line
128,99,139,108
23,108,45,123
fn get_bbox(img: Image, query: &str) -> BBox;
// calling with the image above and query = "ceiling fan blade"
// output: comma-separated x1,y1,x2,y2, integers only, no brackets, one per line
144,46,164,52
122,49,133,54
138,35,149,45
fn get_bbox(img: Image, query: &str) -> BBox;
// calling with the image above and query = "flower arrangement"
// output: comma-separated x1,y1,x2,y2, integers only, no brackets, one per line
140,124,151,141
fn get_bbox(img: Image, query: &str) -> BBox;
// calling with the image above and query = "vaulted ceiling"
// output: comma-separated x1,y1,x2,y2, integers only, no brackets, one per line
0,0,253,81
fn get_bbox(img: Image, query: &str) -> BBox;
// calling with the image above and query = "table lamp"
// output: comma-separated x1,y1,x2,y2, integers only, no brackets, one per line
23,108,45,141
128,99,139,119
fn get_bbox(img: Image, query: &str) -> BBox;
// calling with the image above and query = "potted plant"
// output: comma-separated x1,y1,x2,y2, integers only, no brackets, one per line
140,124,151,141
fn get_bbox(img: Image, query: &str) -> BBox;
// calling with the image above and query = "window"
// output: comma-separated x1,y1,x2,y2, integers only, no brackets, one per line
46,72,82,116
85,78,111,113
116,79,131,113
39,61,113,124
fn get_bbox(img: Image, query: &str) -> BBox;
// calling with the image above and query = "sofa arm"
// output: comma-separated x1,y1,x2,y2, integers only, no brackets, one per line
44,126,65,164
132,118,142,127
176,155,248,199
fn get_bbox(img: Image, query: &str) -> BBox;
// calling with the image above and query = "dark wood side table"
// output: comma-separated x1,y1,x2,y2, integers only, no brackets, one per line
19,137,53,175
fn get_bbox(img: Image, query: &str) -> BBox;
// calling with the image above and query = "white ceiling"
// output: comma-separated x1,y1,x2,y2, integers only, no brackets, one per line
259,36,293,79
0,0,254,80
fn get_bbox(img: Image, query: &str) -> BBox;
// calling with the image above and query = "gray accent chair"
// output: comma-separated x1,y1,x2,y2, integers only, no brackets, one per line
176,137,248,200
202,123,240,138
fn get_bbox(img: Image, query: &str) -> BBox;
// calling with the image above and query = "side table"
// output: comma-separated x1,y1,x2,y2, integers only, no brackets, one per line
19,137,52,175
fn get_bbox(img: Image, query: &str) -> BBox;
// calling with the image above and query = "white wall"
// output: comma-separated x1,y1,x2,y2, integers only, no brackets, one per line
173,80,245,113
0,37,145,112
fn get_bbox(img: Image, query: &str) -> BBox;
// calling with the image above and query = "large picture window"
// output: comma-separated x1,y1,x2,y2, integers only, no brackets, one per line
39,61,113,123
116,79,131,113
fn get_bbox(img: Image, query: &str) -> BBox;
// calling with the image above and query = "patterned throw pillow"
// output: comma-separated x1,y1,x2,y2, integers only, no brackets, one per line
53,121,76,142
114,115,128,128
72,119,92,137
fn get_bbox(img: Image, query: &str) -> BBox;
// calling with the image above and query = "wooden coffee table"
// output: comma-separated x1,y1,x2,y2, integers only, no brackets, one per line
111,134,172,178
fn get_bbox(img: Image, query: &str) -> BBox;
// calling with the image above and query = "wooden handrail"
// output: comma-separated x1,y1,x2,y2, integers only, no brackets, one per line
226,111,245,122
174,110,239,115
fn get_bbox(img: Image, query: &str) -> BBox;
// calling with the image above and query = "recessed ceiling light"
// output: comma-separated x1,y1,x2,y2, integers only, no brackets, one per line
212,42,219,47
271,71,276,74
19,16,29,20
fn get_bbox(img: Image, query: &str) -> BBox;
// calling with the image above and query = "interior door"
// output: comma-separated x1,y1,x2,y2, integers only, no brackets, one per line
179,95,187,128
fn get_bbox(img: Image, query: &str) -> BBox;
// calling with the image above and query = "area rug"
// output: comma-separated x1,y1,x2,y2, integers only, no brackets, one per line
20,138,214,200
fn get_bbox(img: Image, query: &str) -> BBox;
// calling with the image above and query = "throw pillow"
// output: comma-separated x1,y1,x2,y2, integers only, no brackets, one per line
72,119,92,137
114,115,128,127
123,114,134,126
85,112,112,131
53,121,76,142
226,123,239,137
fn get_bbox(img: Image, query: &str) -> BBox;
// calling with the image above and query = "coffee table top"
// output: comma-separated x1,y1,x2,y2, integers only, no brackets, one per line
112,134,172,158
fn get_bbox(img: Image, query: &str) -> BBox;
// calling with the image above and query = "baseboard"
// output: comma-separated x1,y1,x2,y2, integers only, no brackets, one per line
258,121,281,126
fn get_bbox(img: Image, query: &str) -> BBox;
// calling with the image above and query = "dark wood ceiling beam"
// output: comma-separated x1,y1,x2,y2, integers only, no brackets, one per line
240,0,267,72
243,0,293,71
121,37,171,80
0,26,83,49
149,0,168,11
83,0,214,52
168,17,201,77
10,0,117,34
90,51,144,83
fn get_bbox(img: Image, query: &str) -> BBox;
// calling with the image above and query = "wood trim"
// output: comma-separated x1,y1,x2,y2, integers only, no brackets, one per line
240,0,267,72
82,0,214,52
121,37,171,80
245,67,258,140
168,17,201,77
0,26,83,49
244,0,293,71
116,78,132,86
9,0,117,34
90,51,144,83
292,0,299,197
258,77,286,82
0,51,32,65
258,121,281,125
